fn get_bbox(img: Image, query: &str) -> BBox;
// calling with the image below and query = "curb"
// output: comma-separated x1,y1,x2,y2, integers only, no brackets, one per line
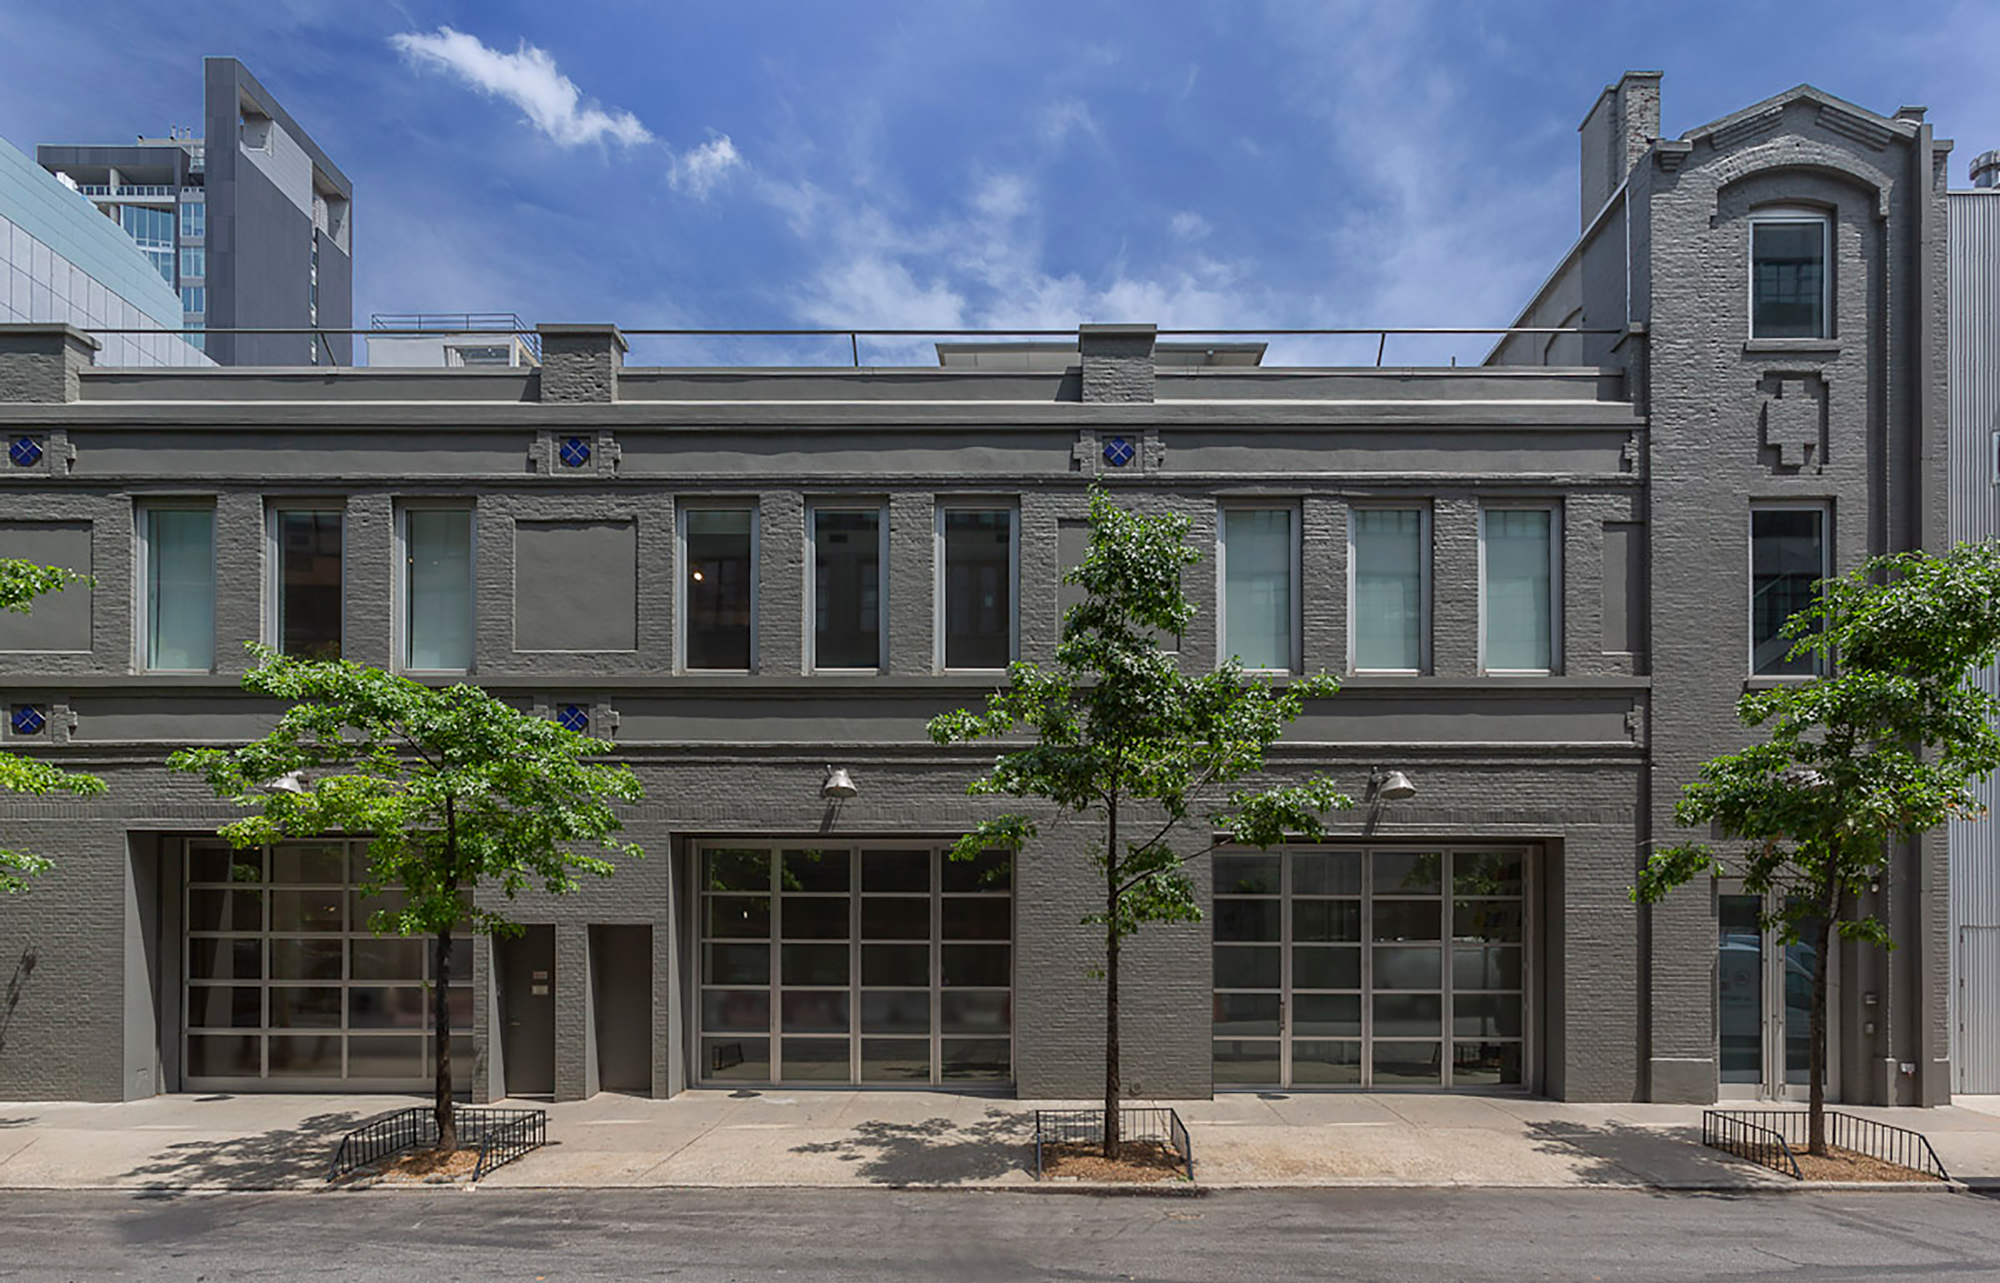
0,1177,1979,1196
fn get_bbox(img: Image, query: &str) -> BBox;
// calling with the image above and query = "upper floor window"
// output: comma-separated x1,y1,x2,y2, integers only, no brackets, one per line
1350,506,1428,673
139,503,214,672
811,505,885,671
271,506,343,661
179,200,204,240
180,247,205,280
1220,507,1298,673
683,505,756,671
1750,505,1827,676
1750,210,1830,339
1480,505,1560,674
120,204,173,252
401,506,473,672
939,506,1015,671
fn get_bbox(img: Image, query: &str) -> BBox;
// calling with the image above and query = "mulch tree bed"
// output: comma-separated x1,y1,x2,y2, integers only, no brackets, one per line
1789,1146,1942,1183
334,1148,483,1185
1038,1140,1190,1183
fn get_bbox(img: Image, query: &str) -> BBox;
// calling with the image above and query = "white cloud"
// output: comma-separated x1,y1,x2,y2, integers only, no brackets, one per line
672,135,744,199
1037,98,1100,147
771,169,1271,362
390,26,654,147
1169,210,1211,240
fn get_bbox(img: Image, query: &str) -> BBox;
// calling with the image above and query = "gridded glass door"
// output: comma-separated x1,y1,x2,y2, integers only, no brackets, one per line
183,839,472,1091
1212,846,1529,1089
697,843,1013,1086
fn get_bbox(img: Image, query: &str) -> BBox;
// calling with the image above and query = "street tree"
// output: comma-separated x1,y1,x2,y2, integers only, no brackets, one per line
171,648,643,1149
928,489,1349,1158
0,559,104,893
1634,541,2000,1155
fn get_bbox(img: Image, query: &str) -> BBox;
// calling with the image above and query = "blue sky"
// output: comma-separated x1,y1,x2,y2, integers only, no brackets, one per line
4,0,1995,365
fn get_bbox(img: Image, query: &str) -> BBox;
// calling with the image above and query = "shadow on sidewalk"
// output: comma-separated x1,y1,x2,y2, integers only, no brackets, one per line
116,1109,380,1195
1528,1117,1772,1190
788,1108,1032,1184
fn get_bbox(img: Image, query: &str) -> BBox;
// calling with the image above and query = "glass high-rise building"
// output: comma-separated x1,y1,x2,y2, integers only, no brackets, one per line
37,57,351,366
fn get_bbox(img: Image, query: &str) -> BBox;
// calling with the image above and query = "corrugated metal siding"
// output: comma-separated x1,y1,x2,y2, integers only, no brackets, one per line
1948,190,2000,1093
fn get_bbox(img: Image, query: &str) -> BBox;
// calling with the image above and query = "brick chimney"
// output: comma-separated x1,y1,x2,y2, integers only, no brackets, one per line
536,324,627,403
1078,323,1156,403
0,324,98,403
1579,71,1662,229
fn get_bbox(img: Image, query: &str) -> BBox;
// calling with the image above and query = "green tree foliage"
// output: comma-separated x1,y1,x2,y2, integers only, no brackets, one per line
0,560,103,893
1634,541,2000,1154
929,489,1349,1157
171,648,643,1149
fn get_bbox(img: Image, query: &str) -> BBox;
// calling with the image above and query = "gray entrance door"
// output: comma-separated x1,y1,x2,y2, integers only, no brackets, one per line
1957,924,2000,1094
498,926,556,1097
1717,892,1837,1101
1211,846,1531,1090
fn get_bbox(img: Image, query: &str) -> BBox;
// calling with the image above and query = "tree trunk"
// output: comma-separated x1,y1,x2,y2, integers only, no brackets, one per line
1807,893,1835,1158
436,802,459,1153
1104,802,1121,1162
434,922,455,1152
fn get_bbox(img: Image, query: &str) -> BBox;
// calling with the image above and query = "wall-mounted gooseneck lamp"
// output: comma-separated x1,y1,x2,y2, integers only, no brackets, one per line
1368,767,1417,803
821,766,858,800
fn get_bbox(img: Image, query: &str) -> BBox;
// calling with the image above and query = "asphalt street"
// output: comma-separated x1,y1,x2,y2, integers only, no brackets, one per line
1,1187,1996,1281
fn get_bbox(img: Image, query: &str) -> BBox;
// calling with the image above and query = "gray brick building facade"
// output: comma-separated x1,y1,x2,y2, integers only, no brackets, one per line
0,74,1959,1109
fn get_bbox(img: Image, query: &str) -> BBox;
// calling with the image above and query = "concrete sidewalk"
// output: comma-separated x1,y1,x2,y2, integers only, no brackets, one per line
4,1089,2000,1191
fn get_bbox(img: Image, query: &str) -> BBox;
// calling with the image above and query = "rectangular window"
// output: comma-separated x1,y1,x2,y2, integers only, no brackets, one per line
180,285,205,314
1221,508,1297,672
1750,507,1827,676
1351,508,1427,672
121,204,173,250
1481,507,1559,673
684,507,756,671
1751,213,1829,339
273,508,342,660
141,506,215,671
939,508,1015,670
403,508,473,671
180,247,205,279
811,507,884,670
180,201,205,239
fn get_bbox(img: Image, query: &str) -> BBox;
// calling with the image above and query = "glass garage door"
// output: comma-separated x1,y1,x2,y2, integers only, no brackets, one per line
183,839,472,1091
697,843,1013,1086
1212,846,1529,1090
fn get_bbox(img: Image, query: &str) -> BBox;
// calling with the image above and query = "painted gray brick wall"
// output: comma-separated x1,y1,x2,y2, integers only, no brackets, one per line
0,81,1954,1111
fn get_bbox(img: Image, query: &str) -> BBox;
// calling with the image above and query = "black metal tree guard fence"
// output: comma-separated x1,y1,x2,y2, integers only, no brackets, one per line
1033,1108,1194,1181
327,1107,548,1182
1702,1109,1949,1181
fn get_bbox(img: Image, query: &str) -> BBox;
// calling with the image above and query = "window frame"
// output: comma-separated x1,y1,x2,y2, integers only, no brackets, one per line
1748,207,1832,341
677,499,761,674
1346,503,1432,676
1747,501,1830,679
265,500,348,660
134,498,218,674
806,501,889,674
1216,503,1303,675
934,501,1019,674
393,501,476,675
1477,502,1563,676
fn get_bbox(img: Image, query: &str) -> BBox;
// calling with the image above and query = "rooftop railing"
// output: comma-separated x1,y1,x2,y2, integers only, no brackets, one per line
75,324,1623,370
